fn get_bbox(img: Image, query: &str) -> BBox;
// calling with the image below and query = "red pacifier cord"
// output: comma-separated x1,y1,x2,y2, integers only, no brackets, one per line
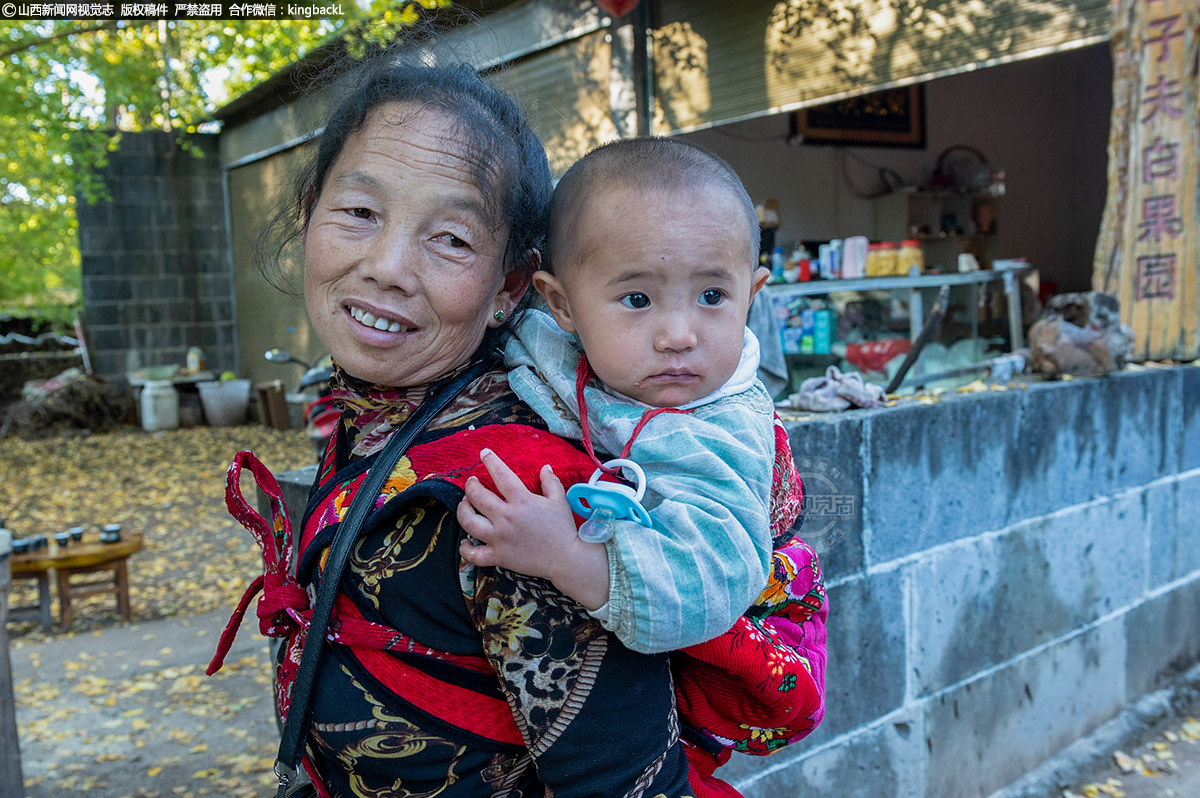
574,355,688,477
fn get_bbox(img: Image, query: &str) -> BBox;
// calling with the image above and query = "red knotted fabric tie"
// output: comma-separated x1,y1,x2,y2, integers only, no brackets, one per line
206,449,498,676
207,450,306,675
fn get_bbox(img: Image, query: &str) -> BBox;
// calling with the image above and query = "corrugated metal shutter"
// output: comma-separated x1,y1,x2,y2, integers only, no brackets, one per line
652,0,1112,134
496,30,619,176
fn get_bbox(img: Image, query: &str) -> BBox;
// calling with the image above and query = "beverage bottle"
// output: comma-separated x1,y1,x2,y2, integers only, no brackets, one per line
771,247,785,280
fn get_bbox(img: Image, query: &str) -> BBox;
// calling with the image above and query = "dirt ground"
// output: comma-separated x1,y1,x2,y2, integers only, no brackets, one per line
3,424,313,796
11,608,280,797
2,425,315,638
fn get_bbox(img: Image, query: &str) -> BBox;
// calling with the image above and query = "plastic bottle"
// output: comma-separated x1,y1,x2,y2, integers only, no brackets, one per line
771,247,786,280
841,236,869,279
799,307,816,354
866,242,899,277
818,244,833,279
865,243,884,277
186,346,207,372
141,380,180,431
813,308,834,354
829,239,843,279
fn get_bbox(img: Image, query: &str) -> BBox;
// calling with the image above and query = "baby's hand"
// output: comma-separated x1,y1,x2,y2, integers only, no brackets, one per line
457,448,610,610
457,448,577,580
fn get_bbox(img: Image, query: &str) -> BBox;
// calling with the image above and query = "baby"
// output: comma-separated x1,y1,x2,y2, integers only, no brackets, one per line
457,138,827,788
459,136,782,650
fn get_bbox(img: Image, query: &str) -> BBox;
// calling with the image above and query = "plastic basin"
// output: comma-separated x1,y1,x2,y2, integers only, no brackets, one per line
197,379,251,426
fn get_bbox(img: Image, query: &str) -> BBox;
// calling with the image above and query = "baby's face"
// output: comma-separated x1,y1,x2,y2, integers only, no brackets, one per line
537,184,767,407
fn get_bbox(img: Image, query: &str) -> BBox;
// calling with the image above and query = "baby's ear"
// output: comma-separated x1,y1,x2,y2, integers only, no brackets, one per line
749,266,771,300
532,270,577,333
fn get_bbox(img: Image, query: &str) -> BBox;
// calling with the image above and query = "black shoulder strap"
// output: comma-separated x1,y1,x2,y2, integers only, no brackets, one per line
274,357,491,794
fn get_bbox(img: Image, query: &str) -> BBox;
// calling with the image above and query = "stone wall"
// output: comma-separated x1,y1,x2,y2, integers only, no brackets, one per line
269,367,1200,797
77,132,233,377
724,366,1200,797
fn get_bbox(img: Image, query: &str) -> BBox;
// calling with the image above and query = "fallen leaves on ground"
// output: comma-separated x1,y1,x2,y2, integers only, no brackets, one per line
1063,717,1200,798
14,628,278,797
1,425,313,640
4,424,314,795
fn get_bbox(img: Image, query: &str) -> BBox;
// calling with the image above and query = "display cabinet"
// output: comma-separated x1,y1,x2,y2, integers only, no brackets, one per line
766,268,1028,392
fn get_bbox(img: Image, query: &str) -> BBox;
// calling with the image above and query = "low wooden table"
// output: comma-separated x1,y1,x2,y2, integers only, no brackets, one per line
9,533,143,630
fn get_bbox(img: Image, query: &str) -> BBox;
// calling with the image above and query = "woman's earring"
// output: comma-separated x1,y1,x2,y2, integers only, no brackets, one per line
494,310,506,323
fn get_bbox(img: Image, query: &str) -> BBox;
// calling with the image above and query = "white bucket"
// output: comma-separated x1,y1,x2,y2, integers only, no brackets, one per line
141,380,180,431
198,379,251,426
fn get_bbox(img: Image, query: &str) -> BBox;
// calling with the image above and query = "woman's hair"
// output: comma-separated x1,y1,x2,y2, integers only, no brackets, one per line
258,59,551,302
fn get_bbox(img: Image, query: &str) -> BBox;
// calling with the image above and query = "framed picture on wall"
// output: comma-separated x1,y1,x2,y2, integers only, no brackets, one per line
793,85,926,148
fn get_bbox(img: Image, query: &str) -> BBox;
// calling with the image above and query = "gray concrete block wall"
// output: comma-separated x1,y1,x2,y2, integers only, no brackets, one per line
1148,475,1200,587
908,492,1147,695
728,366,1200,798
925,620,1127,797
788,416,867,581
1125,577,1200,697
808,570,907,740
1183,367,1200,471
730,713,926,797
866,391,1022,561
77,131,235,377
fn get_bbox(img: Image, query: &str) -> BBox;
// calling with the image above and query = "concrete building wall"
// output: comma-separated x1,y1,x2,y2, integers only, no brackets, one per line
77,131,233,377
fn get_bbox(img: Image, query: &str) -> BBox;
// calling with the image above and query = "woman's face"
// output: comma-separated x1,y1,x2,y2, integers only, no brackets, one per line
304,103,528,388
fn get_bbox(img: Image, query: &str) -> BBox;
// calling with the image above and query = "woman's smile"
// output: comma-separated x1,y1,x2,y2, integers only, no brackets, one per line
346,302,412,334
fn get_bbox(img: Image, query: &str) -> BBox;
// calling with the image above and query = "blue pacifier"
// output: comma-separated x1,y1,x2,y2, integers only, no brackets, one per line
566,458,653,544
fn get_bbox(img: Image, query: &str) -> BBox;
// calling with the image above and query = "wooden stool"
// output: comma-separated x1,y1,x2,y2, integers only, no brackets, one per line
10,533,143,630
7,570,52,633
56,558,133,629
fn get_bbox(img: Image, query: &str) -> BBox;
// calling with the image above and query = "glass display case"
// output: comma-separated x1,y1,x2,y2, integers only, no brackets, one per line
766,268,1029,393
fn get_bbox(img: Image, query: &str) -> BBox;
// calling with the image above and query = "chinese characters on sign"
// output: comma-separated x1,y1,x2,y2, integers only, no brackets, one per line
1136,255,1177,300
1095,0,1196,359
1133,0,1189,303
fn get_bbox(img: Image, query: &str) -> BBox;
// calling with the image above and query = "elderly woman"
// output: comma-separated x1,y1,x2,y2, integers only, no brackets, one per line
210,61,695,797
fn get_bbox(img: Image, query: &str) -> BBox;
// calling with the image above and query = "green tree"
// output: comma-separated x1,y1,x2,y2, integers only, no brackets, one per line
0,2,447,315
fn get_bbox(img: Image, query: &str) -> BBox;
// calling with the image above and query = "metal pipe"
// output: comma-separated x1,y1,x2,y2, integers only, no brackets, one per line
886,284,951,394
633,0,654,136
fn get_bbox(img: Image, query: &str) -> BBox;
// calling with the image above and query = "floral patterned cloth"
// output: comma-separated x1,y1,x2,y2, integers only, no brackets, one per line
676,534,827,755
672,420,827,798
213,359,696,798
